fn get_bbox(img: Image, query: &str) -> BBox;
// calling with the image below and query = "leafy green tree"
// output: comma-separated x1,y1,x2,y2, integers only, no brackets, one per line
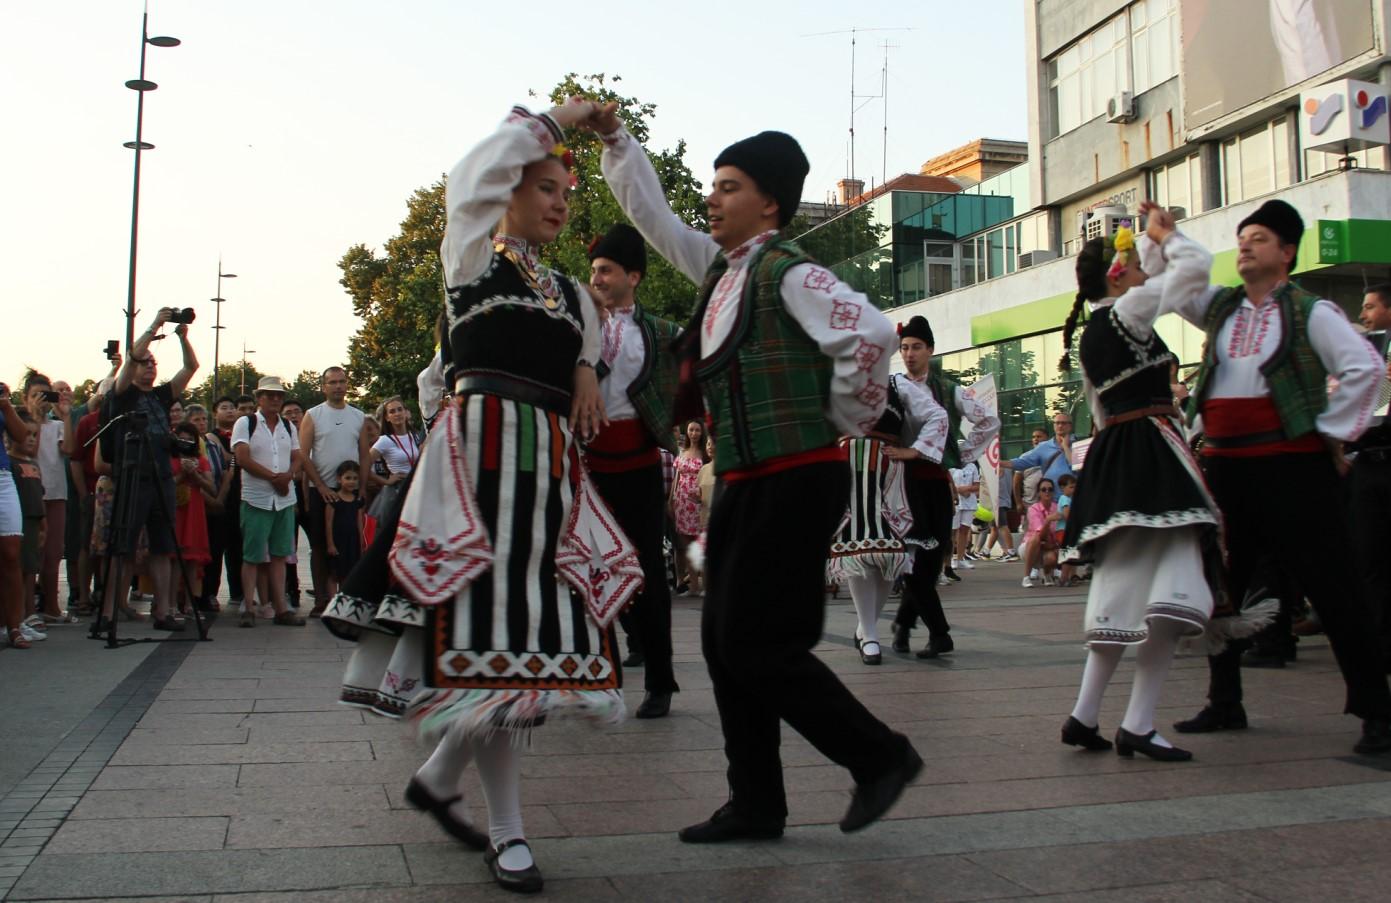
338,74,709,411
190,362,264,407
283,369,327,407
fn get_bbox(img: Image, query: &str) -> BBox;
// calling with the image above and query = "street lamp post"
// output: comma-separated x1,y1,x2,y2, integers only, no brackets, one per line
123,5,181,353
240,342,256,396
212,261,237,402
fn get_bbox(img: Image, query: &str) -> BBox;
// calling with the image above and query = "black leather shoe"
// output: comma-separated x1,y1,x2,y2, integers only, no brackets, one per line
635,691,672,719
679,802,784,843
916,635,955,659
404,777,488,850
1114,727,1193,762
484,838,543,893
1354,717,1391,755
944,568,962,583
1060,716,1112,751
622,651,645,667
891,625,911,654
1173,703,1248,734
860,641,883,665
840,741,923,833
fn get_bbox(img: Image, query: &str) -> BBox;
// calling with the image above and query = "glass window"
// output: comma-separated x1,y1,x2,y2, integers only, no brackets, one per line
1048,13,1128,138
1132,0,1179,94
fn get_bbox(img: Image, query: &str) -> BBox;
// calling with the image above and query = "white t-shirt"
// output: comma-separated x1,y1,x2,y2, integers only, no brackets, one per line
953,462,980,512
371,432,421,475
230,411,298,512
37,419,67,501
306,402,365,488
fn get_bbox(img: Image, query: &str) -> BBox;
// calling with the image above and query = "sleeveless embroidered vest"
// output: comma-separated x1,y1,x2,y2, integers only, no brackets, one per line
444,252,584,415
1080,306,1177,417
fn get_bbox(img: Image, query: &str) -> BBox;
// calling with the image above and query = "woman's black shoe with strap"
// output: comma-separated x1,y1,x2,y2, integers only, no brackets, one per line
484,839,544,894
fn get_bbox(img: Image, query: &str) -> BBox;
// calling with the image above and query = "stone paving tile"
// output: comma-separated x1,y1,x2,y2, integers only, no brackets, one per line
207,879,623,901
44,816,229,853
225,805,563,848
1224,858,1391,902
70,785,391,820
91,764,241,791
108,740,375,767
1021,879,1270,902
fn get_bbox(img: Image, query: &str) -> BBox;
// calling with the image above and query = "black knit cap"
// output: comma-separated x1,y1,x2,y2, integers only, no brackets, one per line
714,131,809,227
897,315,935,347
1237,199,1304,249
587,223,647,275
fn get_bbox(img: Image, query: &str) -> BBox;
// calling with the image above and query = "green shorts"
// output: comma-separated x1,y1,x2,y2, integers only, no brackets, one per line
240,502,296,564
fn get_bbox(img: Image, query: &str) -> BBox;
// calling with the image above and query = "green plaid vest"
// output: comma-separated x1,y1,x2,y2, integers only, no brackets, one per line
926,368,963,470
1188,282,1328,439
595,303,682,454
679,235,837,476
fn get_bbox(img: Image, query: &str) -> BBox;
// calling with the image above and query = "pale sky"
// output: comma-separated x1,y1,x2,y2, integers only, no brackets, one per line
1,0,1026,390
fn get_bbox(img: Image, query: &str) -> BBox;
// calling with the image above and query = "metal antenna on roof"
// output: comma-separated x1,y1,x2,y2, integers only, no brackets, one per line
802,26,911,189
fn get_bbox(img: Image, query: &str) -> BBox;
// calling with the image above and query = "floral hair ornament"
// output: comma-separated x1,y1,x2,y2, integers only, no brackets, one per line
1105,226,1136,280
551,142,578,188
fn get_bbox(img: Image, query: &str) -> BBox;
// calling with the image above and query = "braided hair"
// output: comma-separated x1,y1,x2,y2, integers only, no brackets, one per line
1058,237,1112,373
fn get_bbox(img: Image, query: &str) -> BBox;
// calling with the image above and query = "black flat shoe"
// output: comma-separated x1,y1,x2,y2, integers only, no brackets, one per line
916,635,954,659
860,641,883,665
891,625,911,654
679,802,784,843
635,691,672,719
1115,727,1192,762
404,777,488,850
484,838,543,893
1173,703,1248,734
1060,716,1112,751
622,651,646,668
1354,716,1391,755
840,740,923,832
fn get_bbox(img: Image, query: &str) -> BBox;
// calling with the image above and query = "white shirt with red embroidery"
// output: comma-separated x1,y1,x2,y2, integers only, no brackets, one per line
902,372,1000,465
441,106,600,366
894,373,950,462
599,306,645,421
600,125,896,435
1150,233,1383,442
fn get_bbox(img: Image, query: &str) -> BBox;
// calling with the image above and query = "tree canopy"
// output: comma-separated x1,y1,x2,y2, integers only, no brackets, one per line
339,73,707,412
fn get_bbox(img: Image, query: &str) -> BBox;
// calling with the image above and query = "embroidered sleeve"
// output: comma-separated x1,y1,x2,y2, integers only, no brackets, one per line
1115,232,1216,340
954,385,1000,465
598,126,719,284
897,375,948,462
1155,233,1221,327
575,283,602,365
441,106,560,289
416,350,446,425
1309,300,1385,441
780,263,897,435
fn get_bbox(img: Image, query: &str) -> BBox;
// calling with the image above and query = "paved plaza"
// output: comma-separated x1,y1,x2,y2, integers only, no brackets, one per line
2,555,1390,901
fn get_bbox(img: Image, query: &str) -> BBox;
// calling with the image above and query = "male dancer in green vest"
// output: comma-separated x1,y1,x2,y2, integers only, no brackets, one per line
892,316,999,658
1155,199,1391,754
584,223,682,719
586,102,923,840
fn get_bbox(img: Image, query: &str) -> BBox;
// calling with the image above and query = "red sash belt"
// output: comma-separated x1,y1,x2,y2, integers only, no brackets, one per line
721,446,847,483
1201,397,1323,457
583,418,661,473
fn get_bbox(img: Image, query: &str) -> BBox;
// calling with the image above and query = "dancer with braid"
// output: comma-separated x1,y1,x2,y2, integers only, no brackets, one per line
1058,203,1222,762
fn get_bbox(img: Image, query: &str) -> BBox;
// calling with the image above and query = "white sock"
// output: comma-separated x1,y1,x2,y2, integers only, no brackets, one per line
1121,619,1183,746
847,574,887,647
1070,644,1123,728
1029,568,1040,579
475,733,532,869
415,723,473,799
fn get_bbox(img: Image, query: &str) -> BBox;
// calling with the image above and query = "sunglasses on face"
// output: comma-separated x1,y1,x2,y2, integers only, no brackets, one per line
1039,487,1055,492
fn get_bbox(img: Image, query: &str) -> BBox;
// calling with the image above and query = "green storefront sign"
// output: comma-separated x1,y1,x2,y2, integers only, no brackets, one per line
1317,220,1347,265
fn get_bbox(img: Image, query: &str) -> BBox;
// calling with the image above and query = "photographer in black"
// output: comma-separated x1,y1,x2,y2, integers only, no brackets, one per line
95,307,199,633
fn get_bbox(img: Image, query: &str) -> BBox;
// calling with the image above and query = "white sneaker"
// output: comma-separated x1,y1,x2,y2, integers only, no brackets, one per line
20,625,48,642
258,605,275,620
958,559,975,570
1029,568,1040,580
938,574,951,586
1003,551,1020,561
1021,576,1034,588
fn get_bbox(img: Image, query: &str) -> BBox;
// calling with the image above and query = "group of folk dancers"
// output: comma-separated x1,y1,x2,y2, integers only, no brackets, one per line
315,97,1391,893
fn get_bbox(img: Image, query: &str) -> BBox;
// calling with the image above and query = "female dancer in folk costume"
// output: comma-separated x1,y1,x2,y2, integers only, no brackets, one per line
1057,203,1229,762
828,373,949,665
322,99,641,894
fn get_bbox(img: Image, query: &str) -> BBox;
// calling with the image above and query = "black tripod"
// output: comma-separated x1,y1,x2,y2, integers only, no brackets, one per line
86,411,213,647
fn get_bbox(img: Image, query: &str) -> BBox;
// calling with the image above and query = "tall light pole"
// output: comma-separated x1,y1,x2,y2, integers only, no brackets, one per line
240,342,256,396
123,3,181,353
212,260,237,402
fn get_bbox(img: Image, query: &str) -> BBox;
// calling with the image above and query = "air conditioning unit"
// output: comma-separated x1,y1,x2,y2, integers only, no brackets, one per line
1107,91,1136,123
1084,213,1136,242
1018,250,1059,269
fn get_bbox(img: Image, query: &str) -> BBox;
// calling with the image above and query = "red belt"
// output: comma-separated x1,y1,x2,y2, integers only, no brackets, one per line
583,419,660,473
722,446,847,483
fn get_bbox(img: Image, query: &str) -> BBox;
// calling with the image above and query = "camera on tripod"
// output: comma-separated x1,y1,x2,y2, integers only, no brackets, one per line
168,308,196,325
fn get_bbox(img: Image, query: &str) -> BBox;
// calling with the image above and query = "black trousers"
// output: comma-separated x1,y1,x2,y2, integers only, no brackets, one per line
894,477,953,638
1350,451,1391,665
590,465,678,695
704,461,905,820
205,504,243,602
1203,452,1391,719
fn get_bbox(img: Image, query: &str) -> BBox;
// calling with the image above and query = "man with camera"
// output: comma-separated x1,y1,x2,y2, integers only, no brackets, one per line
97,307,199,633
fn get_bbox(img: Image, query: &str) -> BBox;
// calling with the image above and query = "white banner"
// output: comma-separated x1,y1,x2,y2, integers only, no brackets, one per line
963,374,999,514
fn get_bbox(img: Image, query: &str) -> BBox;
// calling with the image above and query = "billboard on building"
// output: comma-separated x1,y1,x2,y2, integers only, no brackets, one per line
1181,0,1376,129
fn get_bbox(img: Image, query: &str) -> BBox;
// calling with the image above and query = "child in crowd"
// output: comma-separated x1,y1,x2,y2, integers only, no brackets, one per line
9,411,47,639
1056,474,1077,585
323,460,364,600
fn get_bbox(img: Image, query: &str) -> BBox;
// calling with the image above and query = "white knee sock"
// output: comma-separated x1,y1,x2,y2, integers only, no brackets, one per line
415,723,476,825
1121,619,1184,746
1070,644,1124,728
475,733,532,869
847,574,887,647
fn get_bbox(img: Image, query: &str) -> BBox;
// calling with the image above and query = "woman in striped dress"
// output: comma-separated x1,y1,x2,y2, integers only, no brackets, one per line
324,98,638,894
828,373,948,664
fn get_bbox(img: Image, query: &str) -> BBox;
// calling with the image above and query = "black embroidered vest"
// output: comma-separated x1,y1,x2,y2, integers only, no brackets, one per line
871,374,906,439
444,254,584,414
1079,306,1176,418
